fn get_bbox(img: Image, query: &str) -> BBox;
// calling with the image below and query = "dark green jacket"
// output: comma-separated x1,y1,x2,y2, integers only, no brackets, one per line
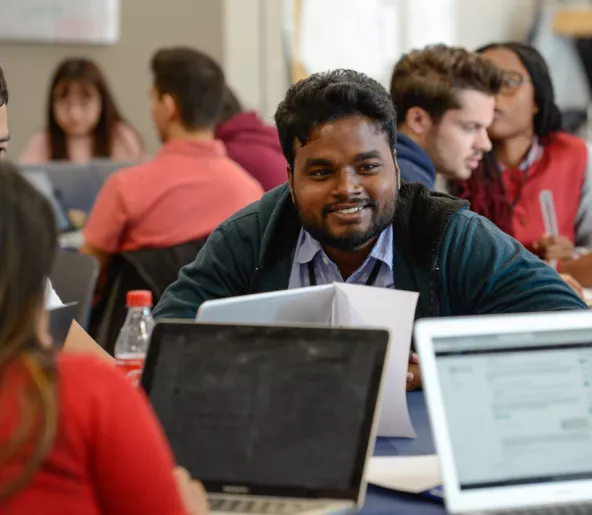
153,183,587,319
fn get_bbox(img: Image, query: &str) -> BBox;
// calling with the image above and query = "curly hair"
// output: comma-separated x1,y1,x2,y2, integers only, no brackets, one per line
390,44,503,124
274,69,397,169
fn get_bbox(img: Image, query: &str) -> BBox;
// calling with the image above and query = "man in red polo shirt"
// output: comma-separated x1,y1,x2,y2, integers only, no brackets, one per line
82,47,263,268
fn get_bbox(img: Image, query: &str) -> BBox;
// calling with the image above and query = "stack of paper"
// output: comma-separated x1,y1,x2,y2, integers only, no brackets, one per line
198,283,419,438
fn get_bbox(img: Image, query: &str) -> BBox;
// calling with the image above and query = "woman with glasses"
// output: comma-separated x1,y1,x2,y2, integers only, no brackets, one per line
452,42,592,285
19,58,144,164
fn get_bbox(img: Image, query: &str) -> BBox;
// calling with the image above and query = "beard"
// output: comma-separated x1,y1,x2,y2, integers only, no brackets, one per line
294,194,396,251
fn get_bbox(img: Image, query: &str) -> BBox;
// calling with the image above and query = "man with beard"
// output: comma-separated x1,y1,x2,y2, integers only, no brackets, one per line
81,47,262,272
154,69,587,388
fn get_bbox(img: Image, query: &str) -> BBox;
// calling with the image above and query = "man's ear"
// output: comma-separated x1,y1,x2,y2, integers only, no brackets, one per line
405,107,433,136
162,93,177,121
287,166,295,203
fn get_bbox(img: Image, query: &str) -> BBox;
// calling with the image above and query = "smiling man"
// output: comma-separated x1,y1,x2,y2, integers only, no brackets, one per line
154,70,586,387
390,45,503,188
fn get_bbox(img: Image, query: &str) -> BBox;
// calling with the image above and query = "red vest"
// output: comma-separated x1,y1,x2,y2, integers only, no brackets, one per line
502,132,587,252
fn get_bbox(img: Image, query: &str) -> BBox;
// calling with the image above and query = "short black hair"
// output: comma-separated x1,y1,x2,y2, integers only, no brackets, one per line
0,66,8,106
151,47,224,130
274,69,397,169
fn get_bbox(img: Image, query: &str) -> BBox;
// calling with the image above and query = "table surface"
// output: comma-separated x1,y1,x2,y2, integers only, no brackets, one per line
361,391,446,515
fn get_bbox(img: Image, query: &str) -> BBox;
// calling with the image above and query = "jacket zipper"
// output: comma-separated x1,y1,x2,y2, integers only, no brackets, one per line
248,266,261,294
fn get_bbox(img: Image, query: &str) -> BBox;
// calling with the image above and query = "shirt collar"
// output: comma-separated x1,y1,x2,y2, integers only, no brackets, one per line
498,137,542,172
293,226,394,270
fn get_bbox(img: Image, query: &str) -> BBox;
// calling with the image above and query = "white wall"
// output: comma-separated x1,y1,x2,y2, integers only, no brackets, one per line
222,0,288,124
222,0,538,121
456,0,536,50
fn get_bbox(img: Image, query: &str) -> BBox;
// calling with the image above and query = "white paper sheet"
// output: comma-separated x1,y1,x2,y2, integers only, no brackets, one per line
367,455,441,493
332,284,418,437
198,282,419,437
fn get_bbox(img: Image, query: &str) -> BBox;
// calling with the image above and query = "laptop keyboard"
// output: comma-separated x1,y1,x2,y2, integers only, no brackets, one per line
208,498,325,514
503,505,592,515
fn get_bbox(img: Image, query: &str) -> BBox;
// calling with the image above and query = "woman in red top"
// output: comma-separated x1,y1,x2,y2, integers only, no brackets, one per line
0,160,206,514
453,42,592,283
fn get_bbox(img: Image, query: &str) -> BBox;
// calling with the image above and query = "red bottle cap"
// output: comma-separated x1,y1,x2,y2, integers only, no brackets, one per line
126,290,153,308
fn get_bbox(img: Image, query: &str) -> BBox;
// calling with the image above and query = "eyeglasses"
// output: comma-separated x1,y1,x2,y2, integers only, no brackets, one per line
499,71,531,96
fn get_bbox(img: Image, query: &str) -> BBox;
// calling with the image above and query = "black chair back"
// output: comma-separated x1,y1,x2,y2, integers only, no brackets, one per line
89,239,207,355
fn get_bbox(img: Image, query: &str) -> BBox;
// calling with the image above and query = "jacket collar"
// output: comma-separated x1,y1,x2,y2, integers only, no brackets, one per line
256,182,469,272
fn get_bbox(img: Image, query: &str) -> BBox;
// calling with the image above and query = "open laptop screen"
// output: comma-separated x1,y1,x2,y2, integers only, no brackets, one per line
21,170,72,232
143,323,388,499
433,330,592,491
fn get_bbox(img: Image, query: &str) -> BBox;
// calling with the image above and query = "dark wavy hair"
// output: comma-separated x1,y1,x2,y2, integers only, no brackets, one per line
0,160,59,500
274,69,397,169
452,42,562,236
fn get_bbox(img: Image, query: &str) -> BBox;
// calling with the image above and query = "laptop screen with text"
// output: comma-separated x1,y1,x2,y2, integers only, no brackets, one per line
143,323,388,498
434,330,592,490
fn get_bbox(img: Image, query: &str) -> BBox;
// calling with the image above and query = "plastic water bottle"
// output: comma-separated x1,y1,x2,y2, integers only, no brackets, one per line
114,290,154,387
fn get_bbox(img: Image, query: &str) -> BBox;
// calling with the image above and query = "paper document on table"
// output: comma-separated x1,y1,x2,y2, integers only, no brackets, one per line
367,455,441,494
332,284,418,437
197,283,419,437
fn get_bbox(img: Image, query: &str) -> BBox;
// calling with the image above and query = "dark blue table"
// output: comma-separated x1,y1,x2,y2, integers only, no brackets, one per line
360,391,446,514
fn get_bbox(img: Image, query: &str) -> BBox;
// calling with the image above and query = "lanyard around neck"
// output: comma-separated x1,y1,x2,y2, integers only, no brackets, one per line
307,258,382,287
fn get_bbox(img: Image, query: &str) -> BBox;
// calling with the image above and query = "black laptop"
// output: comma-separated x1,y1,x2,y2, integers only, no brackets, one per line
142,322,390,515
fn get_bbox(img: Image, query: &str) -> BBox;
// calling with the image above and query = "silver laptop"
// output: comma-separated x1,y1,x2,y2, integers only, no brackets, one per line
90,158,134,186
21,170,72,232
21,162,100,214
142,322,390,514
415,311,592,514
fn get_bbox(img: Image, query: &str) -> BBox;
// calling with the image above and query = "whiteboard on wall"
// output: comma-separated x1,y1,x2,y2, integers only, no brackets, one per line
0,0,120,45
